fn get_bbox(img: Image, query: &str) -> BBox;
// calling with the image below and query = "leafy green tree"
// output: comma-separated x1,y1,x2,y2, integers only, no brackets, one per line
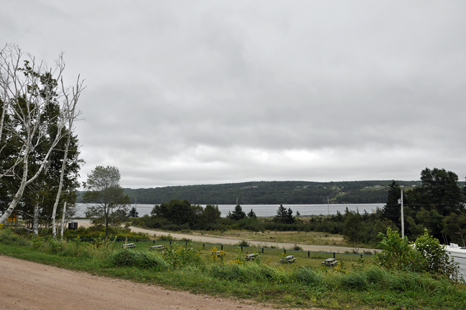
442,211,466,247
343,209,365,249
0,44,83,225
201,204,221,227
376,227,460,281
83,166,130,237
407,168,464,216
152,199,195,226
228,204,246,221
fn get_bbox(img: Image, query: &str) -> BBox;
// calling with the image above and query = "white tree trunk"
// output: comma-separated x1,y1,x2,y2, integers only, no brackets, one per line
51,132,71,239
60,202,67,241
51,72,82,239
33,201,39,236
0,44,83,225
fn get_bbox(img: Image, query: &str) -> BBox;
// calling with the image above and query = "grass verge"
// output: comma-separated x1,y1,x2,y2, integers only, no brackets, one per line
0,228,465,310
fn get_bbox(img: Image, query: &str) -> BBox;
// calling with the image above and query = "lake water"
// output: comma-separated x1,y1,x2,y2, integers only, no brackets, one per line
74,203,384,218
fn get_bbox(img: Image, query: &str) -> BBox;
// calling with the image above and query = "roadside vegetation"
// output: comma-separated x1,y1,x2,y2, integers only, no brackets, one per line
1,226,465,310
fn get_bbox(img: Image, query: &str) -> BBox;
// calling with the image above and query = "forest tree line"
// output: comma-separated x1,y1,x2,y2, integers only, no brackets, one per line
132,167,466,247
112,180,431,205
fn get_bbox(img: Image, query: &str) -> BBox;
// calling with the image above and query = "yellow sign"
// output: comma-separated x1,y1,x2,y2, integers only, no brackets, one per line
7,212,18,222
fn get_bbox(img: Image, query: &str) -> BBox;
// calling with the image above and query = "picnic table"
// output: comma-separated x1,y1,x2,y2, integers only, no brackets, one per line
122,243,136,249
280,255,296,264
322,258,338,266
245,253,260,261
150,245,165,250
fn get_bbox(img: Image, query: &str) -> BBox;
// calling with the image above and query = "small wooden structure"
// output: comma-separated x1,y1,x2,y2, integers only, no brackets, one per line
122,243,136,249
150,245,165,250
245,253,260,261
322,258,338,266
280,255,296,264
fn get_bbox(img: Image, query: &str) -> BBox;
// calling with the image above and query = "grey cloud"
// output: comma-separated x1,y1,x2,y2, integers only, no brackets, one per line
3,1,466,187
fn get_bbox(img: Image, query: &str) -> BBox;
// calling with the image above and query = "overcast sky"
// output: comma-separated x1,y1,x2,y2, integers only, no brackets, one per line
2,1,466,188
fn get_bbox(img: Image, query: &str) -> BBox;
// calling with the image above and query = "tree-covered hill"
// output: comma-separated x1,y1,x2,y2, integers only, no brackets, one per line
98,180,427,204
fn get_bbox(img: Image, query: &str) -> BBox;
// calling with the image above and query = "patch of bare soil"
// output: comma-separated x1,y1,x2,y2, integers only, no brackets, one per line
0,255,315,310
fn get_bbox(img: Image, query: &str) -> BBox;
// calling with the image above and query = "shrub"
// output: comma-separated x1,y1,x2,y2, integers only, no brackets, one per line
295,267,324,286
0,229,30,246
161,244,202,268
111,249,169,270
376,227,461,282
237,240,250,247
341,272,367,290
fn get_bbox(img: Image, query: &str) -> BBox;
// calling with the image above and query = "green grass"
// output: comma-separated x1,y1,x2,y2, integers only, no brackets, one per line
1,228,465,309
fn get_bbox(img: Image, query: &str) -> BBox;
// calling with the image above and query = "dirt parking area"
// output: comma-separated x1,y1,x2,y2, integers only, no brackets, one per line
0,255,311,310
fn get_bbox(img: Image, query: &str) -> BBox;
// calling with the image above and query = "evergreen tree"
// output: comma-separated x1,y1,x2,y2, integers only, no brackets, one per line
129,207,139,218
382,181,401,227
247,208,256,218
228,204,246,221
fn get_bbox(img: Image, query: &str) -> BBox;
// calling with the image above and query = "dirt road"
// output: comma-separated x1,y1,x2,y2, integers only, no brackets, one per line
77,220,375,253
0,255,308,310
126,225,376,253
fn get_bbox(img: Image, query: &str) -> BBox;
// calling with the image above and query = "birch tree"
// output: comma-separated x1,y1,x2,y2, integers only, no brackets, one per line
0,43,83,224
50,63,83,239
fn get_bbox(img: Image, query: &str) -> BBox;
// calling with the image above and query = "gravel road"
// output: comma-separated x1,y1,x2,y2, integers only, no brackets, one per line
0,255,310,310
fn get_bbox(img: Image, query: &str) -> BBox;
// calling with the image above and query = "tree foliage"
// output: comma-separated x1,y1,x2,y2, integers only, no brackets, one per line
228,204,246,221
83,166,130,237
0,43,83,230
376,227,461,282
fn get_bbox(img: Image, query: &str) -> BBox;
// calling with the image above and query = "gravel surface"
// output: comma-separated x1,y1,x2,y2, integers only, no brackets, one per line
0,255,310,310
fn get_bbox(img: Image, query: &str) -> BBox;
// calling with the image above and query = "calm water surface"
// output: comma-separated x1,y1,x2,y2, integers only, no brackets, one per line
74,203,384,218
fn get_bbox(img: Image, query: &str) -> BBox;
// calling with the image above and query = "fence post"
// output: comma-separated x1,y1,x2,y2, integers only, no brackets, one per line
333,252,335,258
170,241,172,246
186,241,188,248
284,249,286,255
308,251,310,258
360,254,363,259
262,248,264,254
203,243,205,249
221,245,223,251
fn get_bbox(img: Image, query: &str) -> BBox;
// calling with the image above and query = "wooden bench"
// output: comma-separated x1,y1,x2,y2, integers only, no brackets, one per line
150,245,165,250
322,258,338,267
122,243,136,249
245,253,260,261
280,255,296,264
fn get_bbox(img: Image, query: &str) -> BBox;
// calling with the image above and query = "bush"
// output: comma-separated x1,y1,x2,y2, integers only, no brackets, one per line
0,229,30,246
161,245,202,268
295,267,324,286
111,249,169,270
376,227,461,282
237,240,250,247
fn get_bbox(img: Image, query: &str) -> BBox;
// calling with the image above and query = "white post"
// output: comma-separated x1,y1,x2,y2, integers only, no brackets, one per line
60,202,67,241
401,188,404,238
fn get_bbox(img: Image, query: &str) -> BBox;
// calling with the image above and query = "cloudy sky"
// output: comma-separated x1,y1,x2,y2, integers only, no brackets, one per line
2,1,466,188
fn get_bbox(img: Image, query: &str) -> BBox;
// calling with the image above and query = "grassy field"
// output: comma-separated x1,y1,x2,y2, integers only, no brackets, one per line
1,228,465,309
196,229,348,247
